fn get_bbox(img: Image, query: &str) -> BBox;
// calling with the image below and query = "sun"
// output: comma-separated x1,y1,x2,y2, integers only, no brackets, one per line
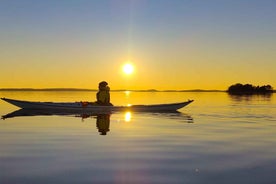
122,63,134,75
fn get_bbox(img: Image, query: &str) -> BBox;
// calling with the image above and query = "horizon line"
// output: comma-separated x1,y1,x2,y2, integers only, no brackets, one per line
0,88,226,92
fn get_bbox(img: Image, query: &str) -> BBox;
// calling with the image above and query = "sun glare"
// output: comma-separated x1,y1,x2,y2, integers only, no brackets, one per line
124,112,132,122
122,63,134,75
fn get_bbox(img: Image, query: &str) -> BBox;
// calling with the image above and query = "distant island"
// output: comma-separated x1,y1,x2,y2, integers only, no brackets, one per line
227,83,274,95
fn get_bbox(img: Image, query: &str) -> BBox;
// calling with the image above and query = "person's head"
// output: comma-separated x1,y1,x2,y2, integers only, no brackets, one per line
99,81,108,87
99,81,108,90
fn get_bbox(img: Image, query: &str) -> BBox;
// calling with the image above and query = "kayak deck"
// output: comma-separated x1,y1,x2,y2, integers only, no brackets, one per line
1,98,193,112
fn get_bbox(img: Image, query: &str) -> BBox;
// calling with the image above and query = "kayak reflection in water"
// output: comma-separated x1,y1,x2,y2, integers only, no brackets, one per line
96,114,110,135
96,81,113,106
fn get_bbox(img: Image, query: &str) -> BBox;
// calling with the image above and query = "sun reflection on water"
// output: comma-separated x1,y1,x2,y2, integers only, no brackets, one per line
124,112,132,122
124,90,131,96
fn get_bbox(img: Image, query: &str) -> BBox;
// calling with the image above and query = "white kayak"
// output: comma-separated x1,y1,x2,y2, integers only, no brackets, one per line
1,98,193,112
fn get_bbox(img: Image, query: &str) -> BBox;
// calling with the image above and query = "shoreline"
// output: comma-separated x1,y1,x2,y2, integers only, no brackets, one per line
0,88,275,93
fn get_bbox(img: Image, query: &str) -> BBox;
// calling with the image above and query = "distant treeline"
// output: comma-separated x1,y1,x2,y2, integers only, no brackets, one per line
0,88,224,92
0,88,97,91
227,83,274,95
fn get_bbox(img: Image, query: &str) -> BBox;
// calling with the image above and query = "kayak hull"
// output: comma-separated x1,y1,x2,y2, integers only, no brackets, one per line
1,98,193,112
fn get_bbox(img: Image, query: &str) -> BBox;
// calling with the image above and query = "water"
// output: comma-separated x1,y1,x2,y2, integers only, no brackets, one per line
0,91,276,184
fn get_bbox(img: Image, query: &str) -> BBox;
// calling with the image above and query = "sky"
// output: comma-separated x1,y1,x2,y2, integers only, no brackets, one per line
0,0,275,90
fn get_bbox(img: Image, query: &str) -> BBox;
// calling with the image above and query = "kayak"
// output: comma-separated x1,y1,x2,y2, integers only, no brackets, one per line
1,98,193,112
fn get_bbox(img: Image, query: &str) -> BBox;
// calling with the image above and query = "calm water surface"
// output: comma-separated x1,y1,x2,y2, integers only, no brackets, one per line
0,91,276,184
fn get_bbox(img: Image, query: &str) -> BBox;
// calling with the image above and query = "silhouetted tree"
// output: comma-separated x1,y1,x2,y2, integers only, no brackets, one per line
227,83,273,95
